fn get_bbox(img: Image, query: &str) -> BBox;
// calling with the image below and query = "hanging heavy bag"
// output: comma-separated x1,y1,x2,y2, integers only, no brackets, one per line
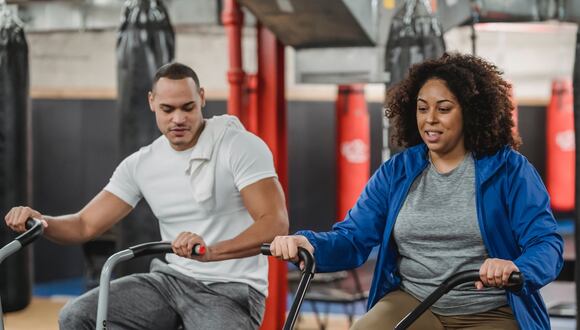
117,0,175,156
113,0,175,276
0,5,32,312
336,85,370,221
546,79,575,212
384,0,446,155
384,0,446,86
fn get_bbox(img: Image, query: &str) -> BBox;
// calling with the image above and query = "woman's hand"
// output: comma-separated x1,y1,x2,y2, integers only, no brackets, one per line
269,235,314,269
476,258,519,289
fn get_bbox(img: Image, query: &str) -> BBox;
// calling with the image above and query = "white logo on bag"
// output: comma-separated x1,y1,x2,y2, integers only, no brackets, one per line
341,139,369,163
556,130,575,151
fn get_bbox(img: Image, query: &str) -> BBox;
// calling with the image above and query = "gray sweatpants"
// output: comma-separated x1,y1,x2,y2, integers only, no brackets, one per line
59,259,265,330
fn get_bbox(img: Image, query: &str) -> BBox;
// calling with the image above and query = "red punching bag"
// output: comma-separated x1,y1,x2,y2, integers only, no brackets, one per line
336,85,370,221
546,78,575,212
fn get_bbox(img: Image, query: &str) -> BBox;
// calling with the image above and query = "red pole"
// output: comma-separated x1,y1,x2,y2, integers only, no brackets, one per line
256,24,288,330
222,0,245,118
245,74,259,134
336,84,370,221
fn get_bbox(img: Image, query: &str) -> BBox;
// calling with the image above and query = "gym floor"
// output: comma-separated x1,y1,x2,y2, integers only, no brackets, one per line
2,281,576,330
3,297,356,330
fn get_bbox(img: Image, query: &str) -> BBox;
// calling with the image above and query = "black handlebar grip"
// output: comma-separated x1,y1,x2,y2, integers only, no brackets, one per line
506,271,524,291
24,218,36,230
260,243,315,275
260,243,272,256
131,241,206,258
16,218,44,246
508,272,523,284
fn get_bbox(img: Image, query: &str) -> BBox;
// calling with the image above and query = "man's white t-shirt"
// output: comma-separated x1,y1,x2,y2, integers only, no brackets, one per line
104,115,276,296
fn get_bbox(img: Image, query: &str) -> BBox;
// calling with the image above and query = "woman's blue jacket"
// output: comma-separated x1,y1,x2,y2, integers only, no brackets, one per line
298,144,563,329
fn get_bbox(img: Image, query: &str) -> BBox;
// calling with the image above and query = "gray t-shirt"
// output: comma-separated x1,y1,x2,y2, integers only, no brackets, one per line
393,153,507,315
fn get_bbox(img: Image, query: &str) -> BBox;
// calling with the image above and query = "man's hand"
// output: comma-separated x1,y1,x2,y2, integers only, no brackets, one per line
476,258,519,289
269,235,314,270
5,206,48,233
172,231,210,261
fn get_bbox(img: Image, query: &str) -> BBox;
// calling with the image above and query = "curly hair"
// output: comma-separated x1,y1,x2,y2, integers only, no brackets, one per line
385,52,521,157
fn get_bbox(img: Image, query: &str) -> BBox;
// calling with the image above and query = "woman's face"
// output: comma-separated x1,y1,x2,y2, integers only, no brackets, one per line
416,78,465,158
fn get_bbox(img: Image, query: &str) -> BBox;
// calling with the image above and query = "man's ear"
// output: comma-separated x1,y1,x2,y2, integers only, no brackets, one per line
148,91,155,112
199,88,206,108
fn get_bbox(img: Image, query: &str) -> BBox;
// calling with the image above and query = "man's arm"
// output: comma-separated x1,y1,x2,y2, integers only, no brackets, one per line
5,190,132,245
206,177,288,261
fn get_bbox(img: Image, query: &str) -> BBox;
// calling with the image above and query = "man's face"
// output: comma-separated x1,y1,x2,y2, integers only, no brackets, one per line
149,77,205,151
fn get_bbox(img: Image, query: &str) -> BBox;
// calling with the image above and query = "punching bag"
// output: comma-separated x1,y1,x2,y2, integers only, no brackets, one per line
384,0,445,156
384,0,446,86
0,5,32,312
116,0,175,275
336,85,370,221
117,0,175,155
546,78,575,212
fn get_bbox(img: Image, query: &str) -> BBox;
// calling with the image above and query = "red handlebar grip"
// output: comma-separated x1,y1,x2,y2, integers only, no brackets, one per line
193,244,206,255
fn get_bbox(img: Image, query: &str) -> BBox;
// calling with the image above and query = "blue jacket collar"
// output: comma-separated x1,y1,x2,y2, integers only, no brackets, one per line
473,146,509,183
402,144,428,179
404,143,508,184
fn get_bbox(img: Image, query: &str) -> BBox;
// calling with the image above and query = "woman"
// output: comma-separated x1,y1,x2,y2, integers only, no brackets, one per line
270,53,563,329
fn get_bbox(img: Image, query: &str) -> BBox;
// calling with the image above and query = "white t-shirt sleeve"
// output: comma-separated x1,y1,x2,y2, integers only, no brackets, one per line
103,152,142,207
226,130,278,191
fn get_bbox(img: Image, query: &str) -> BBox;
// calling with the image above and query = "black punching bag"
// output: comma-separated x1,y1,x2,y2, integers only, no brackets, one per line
384,0,446,155
117,0,175,154
116,0,175,275
0,6,32,312
384,0,446,85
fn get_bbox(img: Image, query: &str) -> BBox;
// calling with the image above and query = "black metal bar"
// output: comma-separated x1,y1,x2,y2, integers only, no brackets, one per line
129,241,202,258
261,243,316,330
470,0,479,56
15,218,43,246
395,270,523,330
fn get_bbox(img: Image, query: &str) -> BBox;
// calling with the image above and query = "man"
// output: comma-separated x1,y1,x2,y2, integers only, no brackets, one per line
4,62,289,329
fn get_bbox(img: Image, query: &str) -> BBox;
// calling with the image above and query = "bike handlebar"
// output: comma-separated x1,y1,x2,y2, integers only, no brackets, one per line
96,240,205,330
15,218,44,246
261,243,316,330
260,243,315,275
129,241,205,258
395,270,524,330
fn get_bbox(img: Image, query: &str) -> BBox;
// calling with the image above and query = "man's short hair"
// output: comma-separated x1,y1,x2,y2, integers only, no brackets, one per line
152,62,200,91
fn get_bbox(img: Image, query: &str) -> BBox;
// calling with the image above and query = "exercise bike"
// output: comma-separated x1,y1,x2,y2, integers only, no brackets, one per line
95,242,315,330
96,240,522,330
0,218,44,330
394,270,523,329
